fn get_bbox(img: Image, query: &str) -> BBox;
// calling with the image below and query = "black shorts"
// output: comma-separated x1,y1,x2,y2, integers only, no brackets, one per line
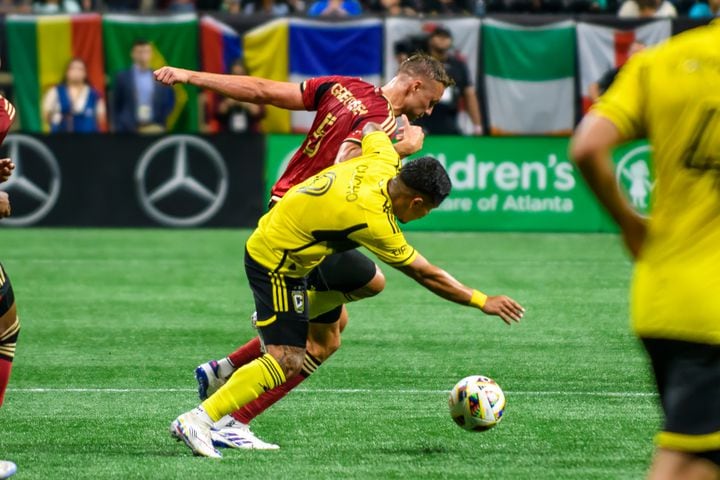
307,250,377,324
0,263,14,317
642,337,720,465
245,251,308,348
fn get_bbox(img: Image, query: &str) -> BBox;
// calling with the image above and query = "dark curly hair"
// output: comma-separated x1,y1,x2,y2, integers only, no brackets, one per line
399,156,452,206
398,53,455,88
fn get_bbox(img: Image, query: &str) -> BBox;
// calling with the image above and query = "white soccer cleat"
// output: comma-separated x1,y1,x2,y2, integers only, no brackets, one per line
211,417,280,450
170,410,222,458
0,461,16,479
195,360,226,400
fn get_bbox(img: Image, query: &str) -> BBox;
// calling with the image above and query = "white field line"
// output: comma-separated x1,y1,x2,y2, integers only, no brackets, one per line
9,387,657,397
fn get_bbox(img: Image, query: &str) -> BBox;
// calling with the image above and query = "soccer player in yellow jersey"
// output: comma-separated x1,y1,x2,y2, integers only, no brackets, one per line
571,22,720,480
170,122,526,458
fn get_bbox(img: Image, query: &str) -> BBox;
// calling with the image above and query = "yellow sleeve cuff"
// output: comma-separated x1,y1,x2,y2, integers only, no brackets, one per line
469,290,488,309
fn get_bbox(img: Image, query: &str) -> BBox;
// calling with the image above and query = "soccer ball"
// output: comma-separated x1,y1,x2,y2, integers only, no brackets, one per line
448,375,506,431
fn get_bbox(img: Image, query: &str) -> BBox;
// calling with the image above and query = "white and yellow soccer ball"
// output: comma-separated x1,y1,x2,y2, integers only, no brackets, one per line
448,375,506,431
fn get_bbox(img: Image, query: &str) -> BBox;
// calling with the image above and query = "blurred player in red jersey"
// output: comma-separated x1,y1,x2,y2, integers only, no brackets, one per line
0,95,19,480
154,53,453,449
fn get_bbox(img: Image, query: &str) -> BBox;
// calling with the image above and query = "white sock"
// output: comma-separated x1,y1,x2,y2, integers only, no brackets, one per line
213,415,243,429
192,407,214,427
216,357,236,379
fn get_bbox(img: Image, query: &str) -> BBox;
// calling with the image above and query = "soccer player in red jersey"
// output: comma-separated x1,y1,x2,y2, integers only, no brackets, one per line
154,54,453,449
0,95,20,480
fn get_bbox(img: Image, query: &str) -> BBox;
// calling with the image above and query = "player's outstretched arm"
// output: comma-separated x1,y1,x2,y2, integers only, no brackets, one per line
397,253,525,325
570,113,646,258
153,66,304,111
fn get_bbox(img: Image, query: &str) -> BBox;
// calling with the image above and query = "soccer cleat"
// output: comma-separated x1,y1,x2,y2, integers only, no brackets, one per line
0,461,16,479
170,411,222,458
195,360,226,401
211,418,280,450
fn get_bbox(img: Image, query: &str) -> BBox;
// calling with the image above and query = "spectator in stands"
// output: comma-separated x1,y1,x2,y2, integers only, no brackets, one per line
618,0,677,16
308,0,362,15
32,0,80,13
242,0,295,14
42,58,106,134
0,0,32,13
688,0,719,16
168,0,195,10
589,42,645,102
365,0,419,14
223,0,240,9
103,0,140,10
111,39,175,134
208,61,265,134
415,26,483,136
421,0,473,13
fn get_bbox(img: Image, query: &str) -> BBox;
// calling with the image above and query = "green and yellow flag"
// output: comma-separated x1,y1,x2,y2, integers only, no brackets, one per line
102,13,199,132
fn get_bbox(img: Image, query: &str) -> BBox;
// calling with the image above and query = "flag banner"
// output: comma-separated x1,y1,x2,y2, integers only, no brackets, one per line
243,17,382,133
577,20,671,113
200,16,242,133
200,15,241,75
103,13,199,132
483,19,576,136
288,18,382,132
7,14,105,132
243,18,290,133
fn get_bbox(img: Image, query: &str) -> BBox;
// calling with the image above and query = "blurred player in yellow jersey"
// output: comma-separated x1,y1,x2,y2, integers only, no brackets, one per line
169,121,525,458
571,21,720,480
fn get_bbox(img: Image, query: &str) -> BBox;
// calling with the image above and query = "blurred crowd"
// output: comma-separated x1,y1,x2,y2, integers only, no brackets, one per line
37,39,265,134
0,0,716,16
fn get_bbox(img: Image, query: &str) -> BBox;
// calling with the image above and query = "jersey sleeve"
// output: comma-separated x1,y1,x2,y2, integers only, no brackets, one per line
350,213,418,268
591,52,649,139
300,76,337,111
361,130,398,165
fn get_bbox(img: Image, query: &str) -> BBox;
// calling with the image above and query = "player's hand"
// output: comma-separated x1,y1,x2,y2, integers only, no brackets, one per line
620,212,647,260
0,191,10,218
481,295,525,325
0,158,14,183
394,115,425,157
154,66,191,86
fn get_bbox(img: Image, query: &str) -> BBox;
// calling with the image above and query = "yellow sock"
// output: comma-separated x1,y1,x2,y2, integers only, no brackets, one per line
201,354,286,422
307,290,352,319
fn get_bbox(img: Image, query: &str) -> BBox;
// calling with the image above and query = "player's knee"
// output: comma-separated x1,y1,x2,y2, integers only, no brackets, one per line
353,267,385,299
307,323,342,362
367,267,386,296
266,344,305,379
338,307,349,334
323,327,342,357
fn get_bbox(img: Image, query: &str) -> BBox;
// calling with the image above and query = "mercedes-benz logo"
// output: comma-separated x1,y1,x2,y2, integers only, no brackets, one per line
0,134,61,227
135,135,228,227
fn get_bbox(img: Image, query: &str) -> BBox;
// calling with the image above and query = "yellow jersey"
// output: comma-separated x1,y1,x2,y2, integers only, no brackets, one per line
246,130,418,277
592,21,720,344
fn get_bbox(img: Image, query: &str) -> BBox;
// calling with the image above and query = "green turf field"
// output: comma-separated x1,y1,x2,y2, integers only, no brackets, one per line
0,229,659,479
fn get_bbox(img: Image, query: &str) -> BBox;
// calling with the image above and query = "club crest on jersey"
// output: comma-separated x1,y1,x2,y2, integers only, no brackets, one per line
292,289,306,314
298,172,336,196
